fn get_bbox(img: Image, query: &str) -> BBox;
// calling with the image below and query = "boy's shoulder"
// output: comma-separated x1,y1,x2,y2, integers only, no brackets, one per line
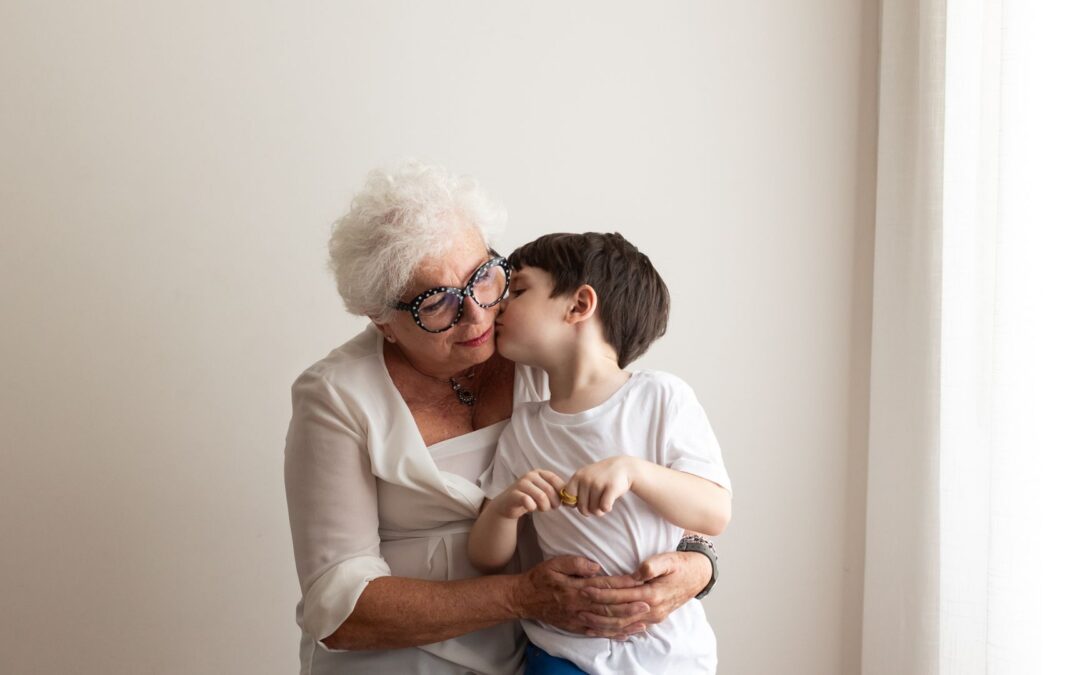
629,369,698,401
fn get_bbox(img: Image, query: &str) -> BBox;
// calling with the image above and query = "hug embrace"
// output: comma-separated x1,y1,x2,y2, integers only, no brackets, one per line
284,162,734,675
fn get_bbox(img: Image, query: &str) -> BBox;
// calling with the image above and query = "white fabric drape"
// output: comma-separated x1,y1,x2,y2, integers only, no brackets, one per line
863,1,1079,674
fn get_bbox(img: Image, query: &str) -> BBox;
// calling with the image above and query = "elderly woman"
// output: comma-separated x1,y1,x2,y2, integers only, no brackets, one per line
283,162,714,674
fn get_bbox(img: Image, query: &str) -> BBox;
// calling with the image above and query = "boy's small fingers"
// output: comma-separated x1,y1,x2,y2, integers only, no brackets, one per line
576,485,592,517
539,469,565,490
589,489,605,515
524,483,551,511
535,480,560,506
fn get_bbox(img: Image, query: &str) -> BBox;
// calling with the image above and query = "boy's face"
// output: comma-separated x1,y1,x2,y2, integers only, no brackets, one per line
494,265,570,367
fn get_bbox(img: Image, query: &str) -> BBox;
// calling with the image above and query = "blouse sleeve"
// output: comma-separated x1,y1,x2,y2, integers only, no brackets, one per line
478,421,522,500
283,369,392,649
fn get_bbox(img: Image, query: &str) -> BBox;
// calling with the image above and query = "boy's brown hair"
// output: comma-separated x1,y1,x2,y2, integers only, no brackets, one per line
508,232,670,368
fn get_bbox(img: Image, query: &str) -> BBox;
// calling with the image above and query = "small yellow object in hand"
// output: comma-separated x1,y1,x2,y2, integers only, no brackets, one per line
559,488,578,506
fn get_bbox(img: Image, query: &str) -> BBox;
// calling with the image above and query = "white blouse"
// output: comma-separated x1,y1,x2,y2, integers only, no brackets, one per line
283,324,548,675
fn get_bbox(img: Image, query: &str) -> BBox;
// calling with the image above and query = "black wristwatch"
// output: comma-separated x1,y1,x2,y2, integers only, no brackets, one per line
677,534,718,599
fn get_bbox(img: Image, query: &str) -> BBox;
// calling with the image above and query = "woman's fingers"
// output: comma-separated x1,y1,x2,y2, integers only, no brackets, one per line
517,557,666,640
585,624,646,640
579,601,651,621
581,584,655,606
581,551,705,627
632,553,677,583
544,555,602,579
580,573,643,590
579,609,650,631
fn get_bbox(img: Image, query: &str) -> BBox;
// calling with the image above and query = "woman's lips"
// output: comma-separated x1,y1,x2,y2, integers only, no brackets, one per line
457,326,493,347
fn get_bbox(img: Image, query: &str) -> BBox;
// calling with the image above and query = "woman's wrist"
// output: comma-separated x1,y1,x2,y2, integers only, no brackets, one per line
676,537,717,599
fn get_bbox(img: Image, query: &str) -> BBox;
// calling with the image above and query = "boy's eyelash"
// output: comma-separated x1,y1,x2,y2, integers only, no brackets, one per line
511,289,525,296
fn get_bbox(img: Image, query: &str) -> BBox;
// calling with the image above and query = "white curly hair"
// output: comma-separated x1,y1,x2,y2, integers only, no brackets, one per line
328,161,507,322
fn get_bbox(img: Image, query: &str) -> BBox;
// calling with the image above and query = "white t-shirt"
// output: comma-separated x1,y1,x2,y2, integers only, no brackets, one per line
479,370,733,675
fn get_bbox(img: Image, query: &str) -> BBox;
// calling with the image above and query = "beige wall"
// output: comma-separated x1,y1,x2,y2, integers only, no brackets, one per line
0,2,877,673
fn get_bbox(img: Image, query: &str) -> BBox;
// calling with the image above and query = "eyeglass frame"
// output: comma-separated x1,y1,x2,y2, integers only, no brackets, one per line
391,254,513,333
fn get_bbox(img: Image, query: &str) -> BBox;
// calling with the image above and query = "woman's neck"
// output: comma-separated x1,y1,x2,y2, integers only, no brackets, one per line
385,339,476,382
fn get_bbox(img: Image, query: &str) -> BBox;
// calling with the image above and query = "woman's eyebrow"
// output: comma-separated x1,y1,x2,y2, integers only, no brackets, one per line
456,256,489,285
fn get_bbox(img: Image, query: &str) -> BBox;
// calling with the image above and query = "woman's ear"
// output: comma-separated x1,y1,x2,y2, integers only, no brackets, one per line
373,320,398,344
565,285,598,324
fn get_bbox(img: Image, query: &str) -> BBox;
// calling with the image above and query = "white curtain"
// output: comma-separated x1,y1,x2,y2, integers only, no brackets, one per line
862,1,1080,674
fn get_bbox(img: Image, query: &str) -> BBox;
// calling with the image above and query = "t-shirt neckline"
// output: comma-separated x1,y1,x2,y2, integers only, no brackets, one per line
539,370,641,426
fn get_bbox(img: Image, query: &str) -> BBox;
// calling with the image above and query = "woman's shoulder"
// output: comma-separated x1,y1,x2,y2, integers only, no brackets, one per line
292,324,388,399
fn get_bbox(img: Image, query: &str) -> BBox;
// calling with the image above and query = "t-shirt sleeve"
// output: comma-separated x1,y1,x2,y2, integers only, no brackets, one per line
283,370,392,650
662,382,734,495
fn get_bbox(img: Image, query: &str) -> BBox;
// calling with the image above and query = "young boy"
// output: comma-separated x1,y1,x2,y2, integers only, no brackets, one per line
468,232,733,675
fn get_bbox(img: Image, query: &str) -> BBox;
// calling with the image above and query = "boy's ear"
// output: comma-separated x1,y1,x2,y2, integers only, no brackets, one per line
565,284,598,324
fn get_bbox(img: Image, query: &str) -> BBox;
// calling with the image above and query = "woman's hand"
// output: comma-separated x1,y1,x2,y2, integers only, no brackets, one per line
575,550,712,632
563,457,640,517
490,469,565,519
511,556,651,639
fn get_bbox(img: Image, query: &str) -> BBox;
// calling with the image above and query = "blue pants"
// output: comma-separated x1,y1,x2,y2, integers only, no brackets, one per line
524,643,588,674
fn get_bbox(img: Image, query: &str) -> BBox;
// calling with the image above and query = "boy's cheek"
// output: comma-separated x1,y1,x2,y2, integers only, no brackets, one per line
494,333,515,360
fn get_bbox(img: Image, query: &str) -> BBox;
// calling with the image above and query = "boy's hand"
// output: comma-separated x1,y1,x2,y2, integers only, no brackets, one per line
491,469,566,520
564,457,642,517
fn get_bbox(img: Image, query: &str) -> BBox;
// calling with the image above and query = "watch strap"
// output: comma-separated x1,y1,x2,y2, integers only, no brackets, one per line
677,535,718,599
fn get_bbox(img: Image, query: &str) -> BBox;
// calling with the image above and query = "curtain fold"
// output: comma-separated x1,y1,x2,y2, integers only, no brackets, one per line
863,1,1080,673
861,0,947,672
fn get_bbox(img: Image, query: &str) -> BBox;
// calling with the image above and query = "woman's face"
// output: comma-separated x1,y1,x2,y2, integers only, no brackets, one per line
378,224,500,377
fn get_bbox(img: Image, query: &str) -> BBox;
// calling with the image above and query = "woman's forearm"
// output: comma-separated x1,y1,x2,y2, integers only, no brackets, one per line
322,574,520,650
323,554,660,650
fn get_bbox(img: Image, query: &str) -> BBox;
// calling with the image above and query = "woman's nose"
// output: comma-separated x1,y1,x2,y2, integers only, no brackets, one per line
461,293,490,323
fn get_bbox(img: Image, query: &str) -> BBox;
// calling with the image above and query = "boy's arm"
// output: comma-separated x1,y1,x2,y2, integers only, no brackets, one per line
628,459,731,536
563,457,730,536
468,469,566,574
467,499,523,574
